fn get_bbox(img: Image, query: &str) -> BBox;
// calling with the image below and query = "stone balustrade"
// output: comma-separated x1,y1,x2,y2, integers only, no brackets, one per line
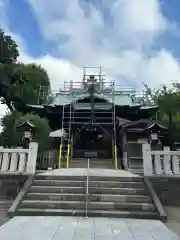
142,144,180,176
0,142,38,175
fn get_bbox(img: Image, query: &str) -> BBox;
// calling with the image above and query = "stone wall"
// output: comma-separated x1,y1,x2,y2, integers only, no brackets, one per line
0,176,27,200
150,177,180,206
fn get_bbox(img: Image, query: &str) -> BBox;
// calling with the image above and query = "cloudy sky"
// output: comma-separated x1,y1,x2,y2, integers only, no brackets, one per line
1,0,180,127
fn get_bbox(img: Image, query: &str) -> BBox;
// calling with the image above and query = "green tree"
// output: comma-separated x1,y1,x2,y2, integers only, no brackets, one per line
143,83,180,144
0,29,51,109
0,29,19,64
0,62,51,108
0,112,51,150
0,29,20,110
0,111,22,147
7,63,51,105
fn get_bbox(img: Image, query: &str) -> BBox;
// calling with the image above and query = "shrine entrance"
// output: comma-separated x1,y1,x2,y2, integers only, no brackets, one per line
73,125,112,159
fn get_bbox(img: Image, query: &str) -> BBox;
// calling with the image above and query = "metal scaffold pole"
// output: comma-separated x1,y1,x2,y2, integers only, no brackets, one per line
112,81,117,170
58,81,74,169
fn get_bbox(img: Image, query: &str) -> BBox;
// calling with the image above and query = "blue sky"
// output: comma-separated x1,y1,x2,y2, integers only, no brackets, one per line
1,0,180,87
7,0,180,59
1,0,180,122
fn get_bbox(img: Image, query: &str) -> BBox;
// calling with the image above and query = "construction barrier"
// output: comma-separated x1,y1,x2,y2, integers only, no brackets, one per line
58,144,62,168
66,144,70,168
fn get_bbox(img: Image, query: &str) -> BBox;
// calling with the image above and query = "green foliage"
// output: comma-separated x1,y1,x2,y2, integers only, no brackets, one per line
143,83,180,142
0,112,51,150
0,28,19,109
0,62,51,107
0,29,51,108
7,63,51,105
0,111,22,147
0,29,19,64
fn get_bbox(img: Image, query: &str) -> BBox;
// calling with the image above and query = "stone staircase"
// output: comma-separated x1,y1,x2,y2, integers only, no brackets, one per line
128,168,144,176
70,158,114,169
14,174,159,219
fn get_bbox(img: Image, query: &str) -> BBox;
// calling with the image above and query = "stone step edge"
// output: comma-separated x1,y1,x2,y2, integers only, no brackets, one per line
35,176,143,181
30,186,146,191
26,192,150,198
33,180,144,185
15,208,158,219
21,200,154,207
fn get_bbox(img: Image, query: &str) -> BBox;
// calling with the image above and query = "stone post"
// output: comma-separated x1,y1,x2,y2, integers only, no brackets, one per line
163,146,171,175
142,143,153,176
122,133,128,169
26,142,38,174
0,146,3,169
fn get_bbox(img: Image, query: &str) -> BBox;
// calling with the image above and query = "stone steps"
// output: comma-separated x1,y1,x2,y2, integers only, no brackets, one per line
20,200,155,211
0,200,12,209
15,174,159,219
35,175,142,181
29,185,148,195
69,158,114,169
15,208,158,219
70,164,113,169
33,179,144,188
128,168,144,176
24,192,152,203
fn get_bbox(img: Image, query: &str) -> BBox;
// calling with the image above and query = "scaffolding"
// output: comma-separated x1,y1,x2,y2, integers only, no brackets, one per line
37,66,146,169
68,66,117,168
59,101,73,168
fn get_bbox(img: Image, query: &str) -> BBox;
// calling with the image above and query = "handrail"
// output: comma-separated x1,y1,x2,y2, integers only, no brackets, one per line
85,158,89,219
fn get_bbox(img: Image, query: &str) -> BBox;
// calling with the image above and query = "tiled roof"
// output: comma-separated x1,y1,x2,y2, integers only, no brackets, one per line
51,92,138,106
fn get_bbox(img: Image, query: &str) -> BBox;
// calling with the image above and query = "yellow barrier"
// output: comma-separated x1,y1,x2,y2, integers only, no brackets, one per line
114,144,118,170
66,144,70,168
58,144,62,168
112,141,117,170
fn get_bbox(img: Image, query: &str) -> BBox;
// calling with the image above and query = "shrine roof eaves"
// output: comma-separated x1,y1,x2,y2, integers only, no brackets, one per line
51,92,137,106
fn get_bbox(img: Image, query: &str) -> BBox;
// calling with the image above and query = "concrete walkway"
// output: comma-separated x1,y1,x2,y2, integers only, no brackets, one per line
39,168,139,177
165,206,180,237
0,216,179,240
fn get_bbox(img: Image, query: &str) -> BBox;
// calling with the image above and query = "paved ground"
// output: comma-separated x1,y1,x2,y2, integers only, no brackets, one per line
39,168,139,177
165,206,180,237
0,216,179,240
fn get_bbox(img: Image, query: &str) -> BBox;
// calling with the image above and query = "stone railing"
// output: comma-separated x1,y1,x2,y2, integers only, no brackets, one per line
142,144,180,176
0,142,38,175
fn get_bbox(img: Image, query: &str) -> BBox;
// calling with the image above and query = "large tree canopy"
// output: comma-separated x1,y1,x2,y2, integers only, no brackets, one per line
0,29,52,150
0,29,51,109
6,63,51,105
1,63,51,107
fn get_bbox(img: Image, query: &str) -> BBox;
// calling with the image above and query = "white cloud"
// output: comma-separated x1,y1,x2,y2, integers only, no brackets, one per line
0,0,180,130
26,0,180,88
112,0,167,33
19,52,82,90
1,0,180,90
